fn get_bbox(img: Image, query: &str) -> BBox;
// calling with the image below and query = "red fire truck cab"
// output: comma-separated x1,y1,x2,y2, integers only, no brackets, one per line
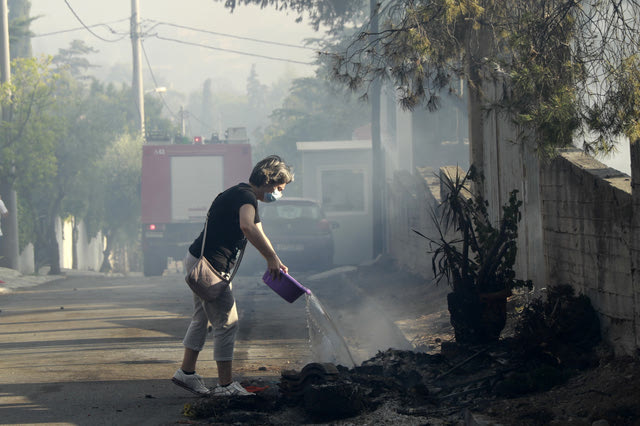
141,143,252,276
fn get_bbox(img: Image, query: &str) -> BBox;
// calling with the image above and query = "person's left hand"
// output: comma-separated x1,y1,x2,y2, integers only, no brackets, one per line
268,255,288,279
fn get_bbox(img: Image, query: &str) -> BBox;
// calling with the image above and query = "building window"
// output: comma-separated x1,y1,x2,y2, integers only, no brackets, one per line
321,169,366,213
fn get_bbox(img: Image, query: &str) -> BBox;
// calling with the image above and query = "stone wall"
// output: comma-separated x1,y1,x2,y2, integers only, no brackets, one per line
540,148,636,354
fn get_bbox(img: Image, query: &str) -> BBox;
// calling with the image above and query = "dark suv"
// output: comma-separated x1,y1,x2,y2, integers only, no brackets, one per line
240,198,336,273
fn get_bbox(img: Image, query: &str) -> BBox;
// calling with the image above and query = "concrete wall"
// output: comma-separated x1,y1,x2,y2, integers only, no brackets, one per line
297,141,373,266
540,149,635,353
17,243,35,275
383,88,468,280
481,74,547,288
55,217,73,269
16,217,103,275
386,168,439,280
380,66,640,354
476,72,638,354
75,220,104,272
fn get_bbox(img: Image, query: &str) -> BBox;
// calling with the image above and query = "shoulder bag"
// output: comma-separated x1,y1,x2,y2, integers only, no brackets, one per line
185,215,245,302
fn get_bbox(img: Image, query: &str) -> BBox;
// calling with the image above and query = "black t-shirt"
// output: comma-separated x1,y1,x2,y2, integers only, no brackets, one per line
188,183,260,273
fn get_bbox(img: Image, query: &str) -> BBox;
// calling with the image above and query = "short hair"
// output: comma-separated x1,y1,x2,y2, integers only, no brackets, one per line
249,155,294,187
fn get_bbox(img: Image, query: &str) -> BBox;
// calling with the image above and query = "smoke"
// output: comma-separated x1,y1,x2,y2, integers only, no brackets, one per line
595,136,631,175
304,269,413,367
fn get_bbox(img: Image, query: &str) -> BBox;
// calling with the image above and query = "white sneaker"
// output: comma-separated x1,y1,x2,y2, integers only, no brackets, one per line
210,381,255,397
171,369,210,396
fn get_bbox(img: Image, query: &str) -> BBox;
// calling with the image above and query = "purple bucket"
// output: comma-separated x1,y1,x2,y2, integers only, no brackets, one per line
262,270,311,303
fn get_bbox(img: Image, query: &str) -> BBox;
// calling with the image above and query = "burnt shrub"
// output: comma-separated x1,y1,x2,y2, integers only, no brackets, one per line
494,364,572,396
514,284,601,369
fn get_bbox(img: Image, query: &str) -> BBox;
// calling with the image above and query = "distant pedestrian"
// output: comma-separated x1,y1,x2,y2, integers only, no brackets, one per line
0,193,8,243
172,155,294,397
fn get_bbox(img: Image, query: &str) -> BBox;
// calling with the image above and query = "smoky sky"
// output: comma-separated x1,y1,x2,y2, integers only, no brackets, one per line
30,0,317,94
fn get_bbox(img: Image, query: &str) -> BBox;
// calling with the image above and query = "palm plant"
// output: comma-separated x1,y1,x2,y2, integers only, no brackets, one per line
414,167,532,343
415,167,531,296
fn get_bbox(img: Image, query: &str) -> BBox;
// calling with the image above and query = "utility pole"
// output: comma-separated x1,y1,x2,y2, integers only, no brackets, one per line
0,0,19,270
130,0,144,140
370,0,384,258
467,5,490,198
179,106,186,136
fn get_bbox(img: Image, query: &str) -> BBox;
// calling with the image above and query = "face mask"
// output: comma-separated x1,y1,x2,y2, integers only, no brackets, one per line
263,189,282,203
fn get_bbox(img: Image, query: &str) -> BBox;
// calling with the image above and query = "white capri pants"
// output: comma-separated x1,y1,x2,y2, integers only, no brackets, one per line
182,252,238,361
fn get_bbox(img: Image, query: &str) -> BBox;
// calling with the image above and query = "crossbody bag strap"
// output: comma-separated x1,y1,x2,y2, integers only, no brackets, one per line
199,215,208,258
199,214,245,284
226,239,247,283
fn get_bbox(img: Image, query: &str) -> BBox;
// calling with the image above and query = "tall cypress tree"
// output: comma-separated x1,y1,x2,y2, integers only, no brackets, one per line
8,0,32,59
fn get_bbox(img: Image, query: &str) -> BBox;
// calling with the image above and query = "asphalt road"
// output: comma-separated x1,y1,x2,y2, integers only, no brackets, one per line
0,270,312,425
0,267,410,425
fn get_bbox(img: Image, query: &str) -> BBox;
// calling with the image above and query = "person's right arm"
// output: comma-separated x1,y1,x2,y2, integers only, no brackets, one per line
238,203,288,278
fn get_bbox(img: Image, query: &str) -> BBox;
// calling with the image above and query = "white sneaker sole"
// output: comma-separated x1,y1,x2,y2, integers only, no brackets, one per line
171,377,210,396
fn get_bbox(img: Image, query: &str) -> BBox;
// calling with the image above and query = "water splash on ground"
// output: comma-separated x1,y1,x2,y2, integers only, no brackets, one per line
306,292,356,368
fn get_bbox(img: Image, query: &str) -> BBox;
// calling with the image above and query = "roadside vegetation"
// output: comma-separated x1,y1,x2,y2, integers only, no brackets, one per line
0,1,371,274
0,30,182,273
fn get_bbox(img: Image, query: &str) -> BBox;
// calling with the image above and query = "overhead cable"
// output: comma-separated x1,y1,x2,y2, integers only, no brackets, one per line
140,40,177,119
188,110,217,136
146,20,317,51
149,34,316,65
62,0,126,42
33,18,130,38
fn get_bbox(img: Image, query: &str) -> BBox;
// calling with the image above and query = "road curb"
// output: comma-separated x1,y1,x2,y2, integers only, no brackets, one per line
0,267,68,294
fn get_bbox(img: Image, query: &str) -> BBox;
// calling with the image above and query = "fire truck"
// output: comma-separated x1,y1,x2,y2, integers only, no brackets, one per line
141,138,252,276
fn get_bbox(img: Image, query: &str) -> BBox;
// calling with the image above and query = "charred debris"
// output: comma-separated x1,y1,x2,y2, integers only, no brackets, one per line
183,284,603,424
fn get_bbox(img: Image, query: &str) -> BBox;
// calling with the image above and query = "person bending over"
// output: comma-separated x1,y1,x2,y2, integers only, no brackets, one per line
172,155,293,397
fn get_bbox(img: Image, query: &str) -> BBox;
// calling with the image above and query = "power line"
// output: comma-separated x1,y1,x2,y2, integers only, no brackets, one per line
141,40,216,136
188,110,217,136
62,0,126,43
32,18,130,38
149,34,316,65
145,20,317,51
33,17,322,64
140,40,177,119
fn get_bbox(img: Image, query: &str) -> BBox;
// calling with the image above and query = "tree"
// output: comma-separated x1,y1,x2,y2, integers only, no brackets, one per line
247,65,267,115
218,0,366,32
0,57,58,185
8,0,33,59
12,42,149,273
30,72,130,273
186,80,247,139
87,133,142,273
246,64,283,145
0,57,58,227
200,78,215,138
0,57,60,270
61,78,167,273
144,90,175,138
52,40,98,80
258,75,369,188
323,1,640,157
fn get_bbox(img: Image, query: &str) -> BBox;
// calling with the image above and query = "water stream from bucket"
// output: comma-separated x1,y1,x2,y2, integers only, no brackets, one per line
305,292,356,368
